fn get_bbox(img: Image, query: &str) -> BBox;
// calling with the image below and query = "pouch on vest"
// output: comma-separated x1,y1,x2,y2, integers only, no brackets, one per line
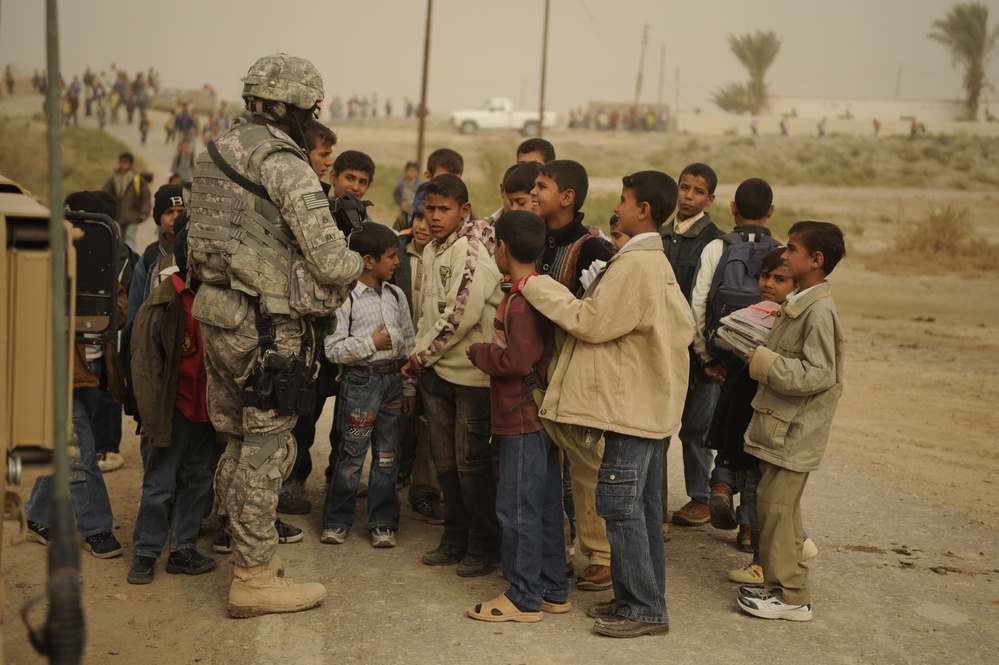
289,253,346,317
191,285,249,330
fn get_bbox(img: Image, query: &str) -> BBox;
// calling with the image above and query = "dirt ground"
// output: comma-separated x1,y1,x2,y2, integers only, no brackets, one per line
2,95,998,664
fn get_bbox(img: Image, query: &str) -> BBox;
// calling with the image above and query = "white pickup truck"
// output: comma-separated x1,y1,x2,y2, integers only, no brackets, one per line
448,97,558,136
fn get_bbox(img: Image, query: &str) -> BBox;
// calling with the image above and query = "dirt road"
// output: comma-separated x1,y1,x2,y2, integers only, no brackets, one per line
2,94,998,664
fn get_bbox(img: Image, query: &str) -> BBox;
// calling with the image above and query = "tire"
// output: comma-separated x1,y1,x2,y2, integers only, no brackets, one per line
522,121,539,137
460,121,477,135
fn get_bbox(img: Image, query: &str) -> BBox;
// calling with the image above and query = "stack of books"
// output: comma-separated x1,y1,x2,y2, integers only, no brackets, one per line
714,300,780,357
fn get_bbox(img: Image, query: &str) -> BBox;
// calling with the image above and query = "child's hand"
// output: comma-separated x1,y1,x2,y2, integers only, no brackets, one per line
402,354,424,379
465,343,473,359
372,323,393,351
704,363,727,384
403,395,416,417
746,348,757,365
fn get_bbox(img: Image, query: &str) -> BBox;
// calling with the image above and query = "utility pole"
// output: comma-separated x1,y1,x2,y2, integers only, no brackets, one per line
674,67,679,116
895,64,902,99
633,24,649,111
538,0,550,139
657,44,665,106
416,0,433,171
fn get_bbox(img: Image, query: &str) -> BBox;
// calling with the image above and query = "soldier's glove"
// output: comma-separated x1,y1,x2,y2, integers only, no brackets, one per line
330,193,372,237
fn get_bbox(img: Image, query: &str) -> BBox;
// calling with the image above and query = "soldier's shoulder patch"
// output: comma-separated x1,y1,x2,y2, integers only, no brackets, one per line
302,191,329,210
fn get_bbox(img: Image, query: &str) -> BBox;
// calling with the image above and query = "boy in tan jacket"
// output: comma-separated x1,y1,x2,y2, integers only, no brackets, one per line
520,171,692,638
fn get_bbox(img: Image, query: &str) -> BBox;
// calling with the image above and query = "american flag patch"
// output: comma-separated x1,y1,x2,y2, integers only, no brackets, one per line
302,191,329,210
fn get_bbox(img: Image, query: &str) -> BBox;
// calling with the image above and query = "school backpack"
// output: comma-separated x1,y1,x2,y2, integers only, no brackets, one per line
704,231,781,360
502,292,603,451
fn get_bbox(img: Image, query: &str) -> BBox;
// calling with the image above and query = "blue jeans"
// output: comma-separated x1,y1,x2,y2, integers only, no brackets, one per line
496,430,568,611
132,410,214,557
418,369,499,556
597,433,668,625
676,366,721,502
736,465,762,564
711,465,750,525
322,367,402,531
25,388,114,537
88,361,122,456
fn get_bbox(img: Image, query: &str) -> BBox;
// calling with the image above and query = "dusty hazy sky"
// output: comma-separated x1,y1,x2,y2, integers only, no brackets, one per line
1,0,993,115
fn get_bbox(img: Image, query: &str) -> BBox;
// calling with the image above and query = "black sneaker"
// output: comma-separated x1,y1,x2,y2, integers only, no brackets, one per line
127,556,156,585
27,521,51,546
277,492,311,515
456,552,499,578
213,528,232,554
421,543,465,566
275,520,304,544
411,498,445,525
84,532,122,559
166,548,217,575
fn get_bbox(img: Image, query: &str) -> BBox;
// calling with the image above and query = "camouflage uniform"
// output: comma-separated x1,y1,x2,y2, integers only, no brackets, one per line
188,96,362,568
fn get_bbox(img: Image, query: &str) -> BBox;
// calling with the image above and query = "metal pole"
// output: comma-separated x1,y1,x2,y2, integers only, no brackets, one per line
416,0,433,172
538,0,550,139
45,0,67,510
45,0,85,661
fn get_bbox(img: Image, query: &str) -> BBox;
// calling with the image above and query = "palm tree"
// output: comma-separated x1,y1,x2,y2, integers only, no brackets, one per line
728,30,781,114
711,83,750,114
929,2,999,120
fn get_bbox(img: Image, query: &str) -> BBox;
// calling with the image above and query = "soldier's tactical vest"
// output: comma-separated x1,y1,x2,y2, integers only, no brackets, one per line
187,122,316,319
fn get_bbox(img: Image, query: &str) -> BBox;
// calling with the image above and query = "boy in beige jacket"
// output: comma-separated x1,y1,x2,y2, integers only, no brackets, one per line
520,171,692,638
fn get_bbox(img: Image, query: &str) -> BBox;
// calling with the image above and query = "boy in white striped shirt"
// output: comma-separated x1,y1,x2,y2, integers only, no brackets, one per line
320,222,416,548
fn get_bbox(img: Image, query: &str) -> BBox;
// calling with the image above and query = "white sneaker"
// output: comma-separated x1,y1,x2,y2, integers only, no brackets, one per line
728,562,763,584
802,536,819,561
97,451,124,473
320,528,347,545
737,591,812,621
370,528,396,548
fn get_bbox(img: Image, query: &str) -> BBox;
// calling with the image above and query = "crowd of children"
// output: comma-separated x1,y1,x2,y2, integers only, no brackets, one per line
26,120,847,634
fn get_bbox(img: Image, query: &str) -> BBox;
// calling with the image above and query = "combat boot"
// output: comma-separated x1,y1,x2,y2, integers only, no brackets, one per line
228,564,325,618
228,554,285,585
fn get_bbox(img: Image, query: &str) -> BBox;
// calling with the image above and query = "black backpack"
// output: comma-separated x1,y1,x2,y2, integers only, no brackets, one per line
704,231,781,360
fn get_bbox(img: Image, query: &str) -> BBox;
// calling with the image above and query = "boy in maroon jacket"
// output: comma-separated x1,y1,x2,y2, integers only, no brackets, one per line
465,210,569,623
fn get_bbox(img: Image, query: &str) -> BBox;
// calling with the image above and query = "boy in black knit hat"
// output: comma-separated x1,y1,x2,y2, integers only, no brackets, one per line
127,184,186,323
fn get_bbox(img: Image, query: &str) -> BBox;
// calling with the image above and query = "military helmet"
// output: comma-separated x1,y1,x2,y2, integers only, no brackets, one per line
241,53,324,111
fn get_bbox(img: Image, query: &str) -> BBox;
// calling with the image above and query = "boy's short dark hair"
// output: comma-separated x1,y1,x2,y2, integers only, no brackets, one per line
516,138,556,162
621,170,678,227
734,177,773,221
304,120,337,152
539,159,588,213
495,210,546,264
759,245,786,274
503,161,543,195
608,214,619,228
424,173,468,207
332,150,375,181
679,162,718,195
788,221,846,275
119,152,135,164
348,221,398,261
426,148,463,176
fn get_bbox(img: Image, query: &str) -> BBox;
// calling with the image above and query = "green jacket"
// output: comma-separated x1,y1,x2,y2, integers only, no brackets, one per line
745,281,844,472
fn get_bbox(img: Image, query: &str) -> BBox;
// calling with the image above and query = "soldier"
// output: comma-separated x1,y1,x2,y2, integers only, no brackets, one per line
187,53,363,618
